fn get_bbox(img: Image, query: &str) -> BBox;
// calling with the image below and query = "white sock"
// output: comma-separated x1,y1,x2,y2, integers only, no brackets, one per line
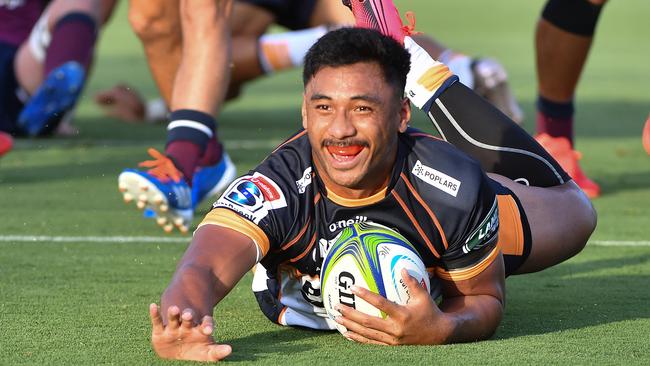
404,36,457,110
258,25,328,74
438,50,474,89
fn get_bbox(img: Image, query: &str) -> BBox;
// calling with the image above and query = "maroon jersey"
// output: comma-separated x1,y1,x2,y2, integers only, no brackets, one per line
0,0,48,46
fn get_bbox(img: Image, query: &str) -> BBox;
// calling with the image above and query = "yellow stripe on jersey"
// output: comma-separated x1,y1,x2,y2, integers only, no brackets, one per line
417,64,454,92
199,208,271,256
325,186,387,207
496,194,525,256
435,245,500,281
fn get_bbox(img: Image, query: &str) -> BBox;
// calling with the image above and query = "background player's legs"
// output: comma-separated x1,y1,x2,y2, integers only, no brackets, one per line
228,0,341,99
13,0,101,135
489,174,596,274
128,0,181,106
534,0,606,198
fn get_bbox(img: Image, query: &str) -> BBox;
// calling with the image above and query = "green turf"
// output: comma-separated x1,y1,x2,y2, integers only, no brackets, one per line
1,0,650,364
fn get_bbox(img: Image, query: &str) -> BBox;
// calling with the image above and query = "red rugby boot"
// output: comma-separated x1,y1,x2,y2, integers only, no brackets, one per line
342,0,415,45
642,114,650,156
0,131,13,158
535,133,600,199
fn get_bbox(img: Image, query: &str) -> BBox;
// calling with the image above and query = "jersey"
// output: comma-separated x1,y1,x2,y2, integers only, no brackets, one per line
0,0,48,47
202,127,501,330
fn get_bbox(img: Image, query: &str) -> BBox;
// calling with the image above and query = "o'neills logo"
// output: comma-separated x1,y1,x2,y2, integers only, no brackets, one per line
328,215,368,232
412,160,461,197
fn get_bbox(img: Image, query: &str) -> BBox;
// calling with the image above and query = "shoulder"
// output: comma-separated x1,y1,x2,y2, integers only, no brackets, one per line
400,128,486,209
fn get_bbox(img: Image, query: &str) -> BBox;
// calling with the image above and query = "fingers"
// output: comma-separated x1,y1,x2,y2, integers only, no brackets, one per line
167,305,182,329
351,285,401,315
207,344,233,361
201,315,215,336
335,309,395,345
400,268,430,303
181,308,197,329
94,90,116,105
150,303,164,334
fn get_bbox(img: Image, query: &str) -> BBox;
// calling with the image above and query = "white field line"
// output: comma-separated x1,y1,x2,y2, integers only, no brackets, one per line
0,235,649,247
0,235,188,243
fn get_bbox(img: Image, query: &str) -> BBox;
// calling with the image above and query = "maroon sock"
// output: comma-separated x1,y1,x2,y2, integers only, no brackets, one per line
536,96,574,145
536,112,574,145
44,12,97,75
197,138,223,167
166,141,202,185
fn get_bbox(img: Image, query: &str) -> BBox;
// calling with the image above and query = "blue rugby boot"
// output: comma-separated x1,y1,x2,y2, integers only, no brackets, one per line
118,148,193,233
18,61,85,136
191,152,236,208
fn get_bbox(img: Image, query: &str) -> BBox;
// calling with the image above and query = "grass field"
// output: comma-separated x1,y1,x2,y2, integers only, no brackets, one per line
1,0,650,364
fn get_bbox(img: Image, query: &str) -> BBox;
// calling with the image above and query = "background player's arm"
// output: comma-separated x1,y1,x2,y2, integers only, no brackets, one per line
150,224,258,361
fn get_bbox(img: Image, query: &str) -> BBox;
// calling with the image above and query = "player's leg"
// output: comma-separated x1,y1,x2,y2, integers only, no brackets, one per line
489,174,596,275
119,0,236,233
13,0,101,136
534,0,607,198
128,0,181,106
228,0,330,98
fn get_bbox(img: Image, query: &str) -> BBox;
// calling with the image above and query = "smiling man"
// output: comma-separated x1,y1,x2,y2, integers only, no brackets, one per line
147,25,596,361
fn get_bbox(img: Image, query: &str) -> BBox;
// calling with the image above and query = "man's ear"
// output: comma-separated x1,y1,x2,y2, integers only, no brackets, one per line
398,98,411,133
301,94,308,129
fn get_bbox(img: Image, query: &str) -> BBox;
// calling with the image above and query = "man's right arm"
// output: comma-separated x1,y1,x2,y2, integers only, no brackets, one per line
151,224,258,361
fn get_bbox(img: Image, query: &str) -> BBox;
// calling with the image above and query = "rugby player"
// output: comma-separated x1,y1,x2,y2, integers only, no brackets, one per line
97,0,522,124
533,0,608,198
145,8,596,361
0,0,113,137
117,0,237,234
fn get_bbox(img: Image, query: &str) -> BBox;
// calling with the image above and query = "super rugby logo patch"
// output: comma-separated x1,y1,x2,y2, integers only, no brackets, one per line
411,160,461,197
214,172,287,224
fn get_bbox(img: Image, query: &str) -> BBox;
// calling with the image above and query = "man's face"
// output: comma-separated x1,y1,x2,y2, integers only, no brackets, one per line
302,62,410,197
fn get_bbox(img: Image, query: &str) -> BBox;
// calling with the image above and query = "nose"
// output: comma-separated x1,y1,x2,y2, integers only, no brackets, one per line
328,109,356,140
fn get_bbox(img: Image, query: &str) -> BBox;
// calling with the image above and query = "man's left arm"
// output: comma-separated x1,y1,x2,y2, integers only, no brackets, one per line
335,252,504,345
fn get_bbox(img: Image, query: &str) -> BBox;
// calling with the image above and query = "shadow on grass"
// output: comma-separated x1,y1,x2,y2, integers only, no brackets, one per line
497,252,650,339
222,327,327,362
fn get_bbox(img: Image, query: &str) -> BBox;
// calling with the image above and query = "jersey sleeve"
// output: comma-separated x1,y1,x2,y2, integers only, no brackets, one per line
436,171,500,281
199,149,304,259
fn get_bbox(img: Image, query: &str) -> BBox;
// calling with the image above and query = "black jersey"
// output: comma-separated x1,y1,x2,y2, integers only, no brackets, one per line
201,127,501,329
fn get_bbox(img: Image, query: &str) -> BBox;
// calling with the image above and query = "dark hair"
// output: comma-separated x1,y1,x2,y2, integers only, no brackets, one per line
303,27,411,97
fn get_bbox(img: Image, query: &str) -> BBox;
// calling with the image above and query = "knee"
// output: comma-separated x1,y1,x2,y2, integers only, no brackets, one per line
568,184,598,252
128,4,178,42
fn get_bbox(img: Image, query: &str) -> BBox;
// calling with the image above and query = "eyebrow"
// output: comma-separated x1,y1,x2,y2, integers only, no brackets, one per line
309,93,382,104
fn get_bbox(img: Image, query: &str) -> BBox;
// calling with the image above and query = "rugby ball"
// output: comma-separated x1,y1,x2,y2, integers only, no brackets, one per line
320,222,430,334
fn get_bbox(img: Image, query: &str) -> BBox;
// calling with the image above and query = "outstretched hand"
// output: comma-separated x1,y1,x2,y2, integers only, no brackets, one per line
149,303,232,362
335,268,450,345
94,84,146,122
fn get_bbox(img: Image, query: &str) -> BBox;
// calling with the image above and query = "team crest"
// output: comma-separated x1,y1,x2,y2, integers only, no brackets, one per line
215,172,287,224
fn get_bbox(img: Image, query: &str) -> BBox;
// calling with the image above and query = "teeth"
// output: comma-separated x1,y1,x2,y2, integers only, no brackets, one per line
123,193,133,203
136,200,146,209
157,217,167,226
160,204,168,212
163,224,173,233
